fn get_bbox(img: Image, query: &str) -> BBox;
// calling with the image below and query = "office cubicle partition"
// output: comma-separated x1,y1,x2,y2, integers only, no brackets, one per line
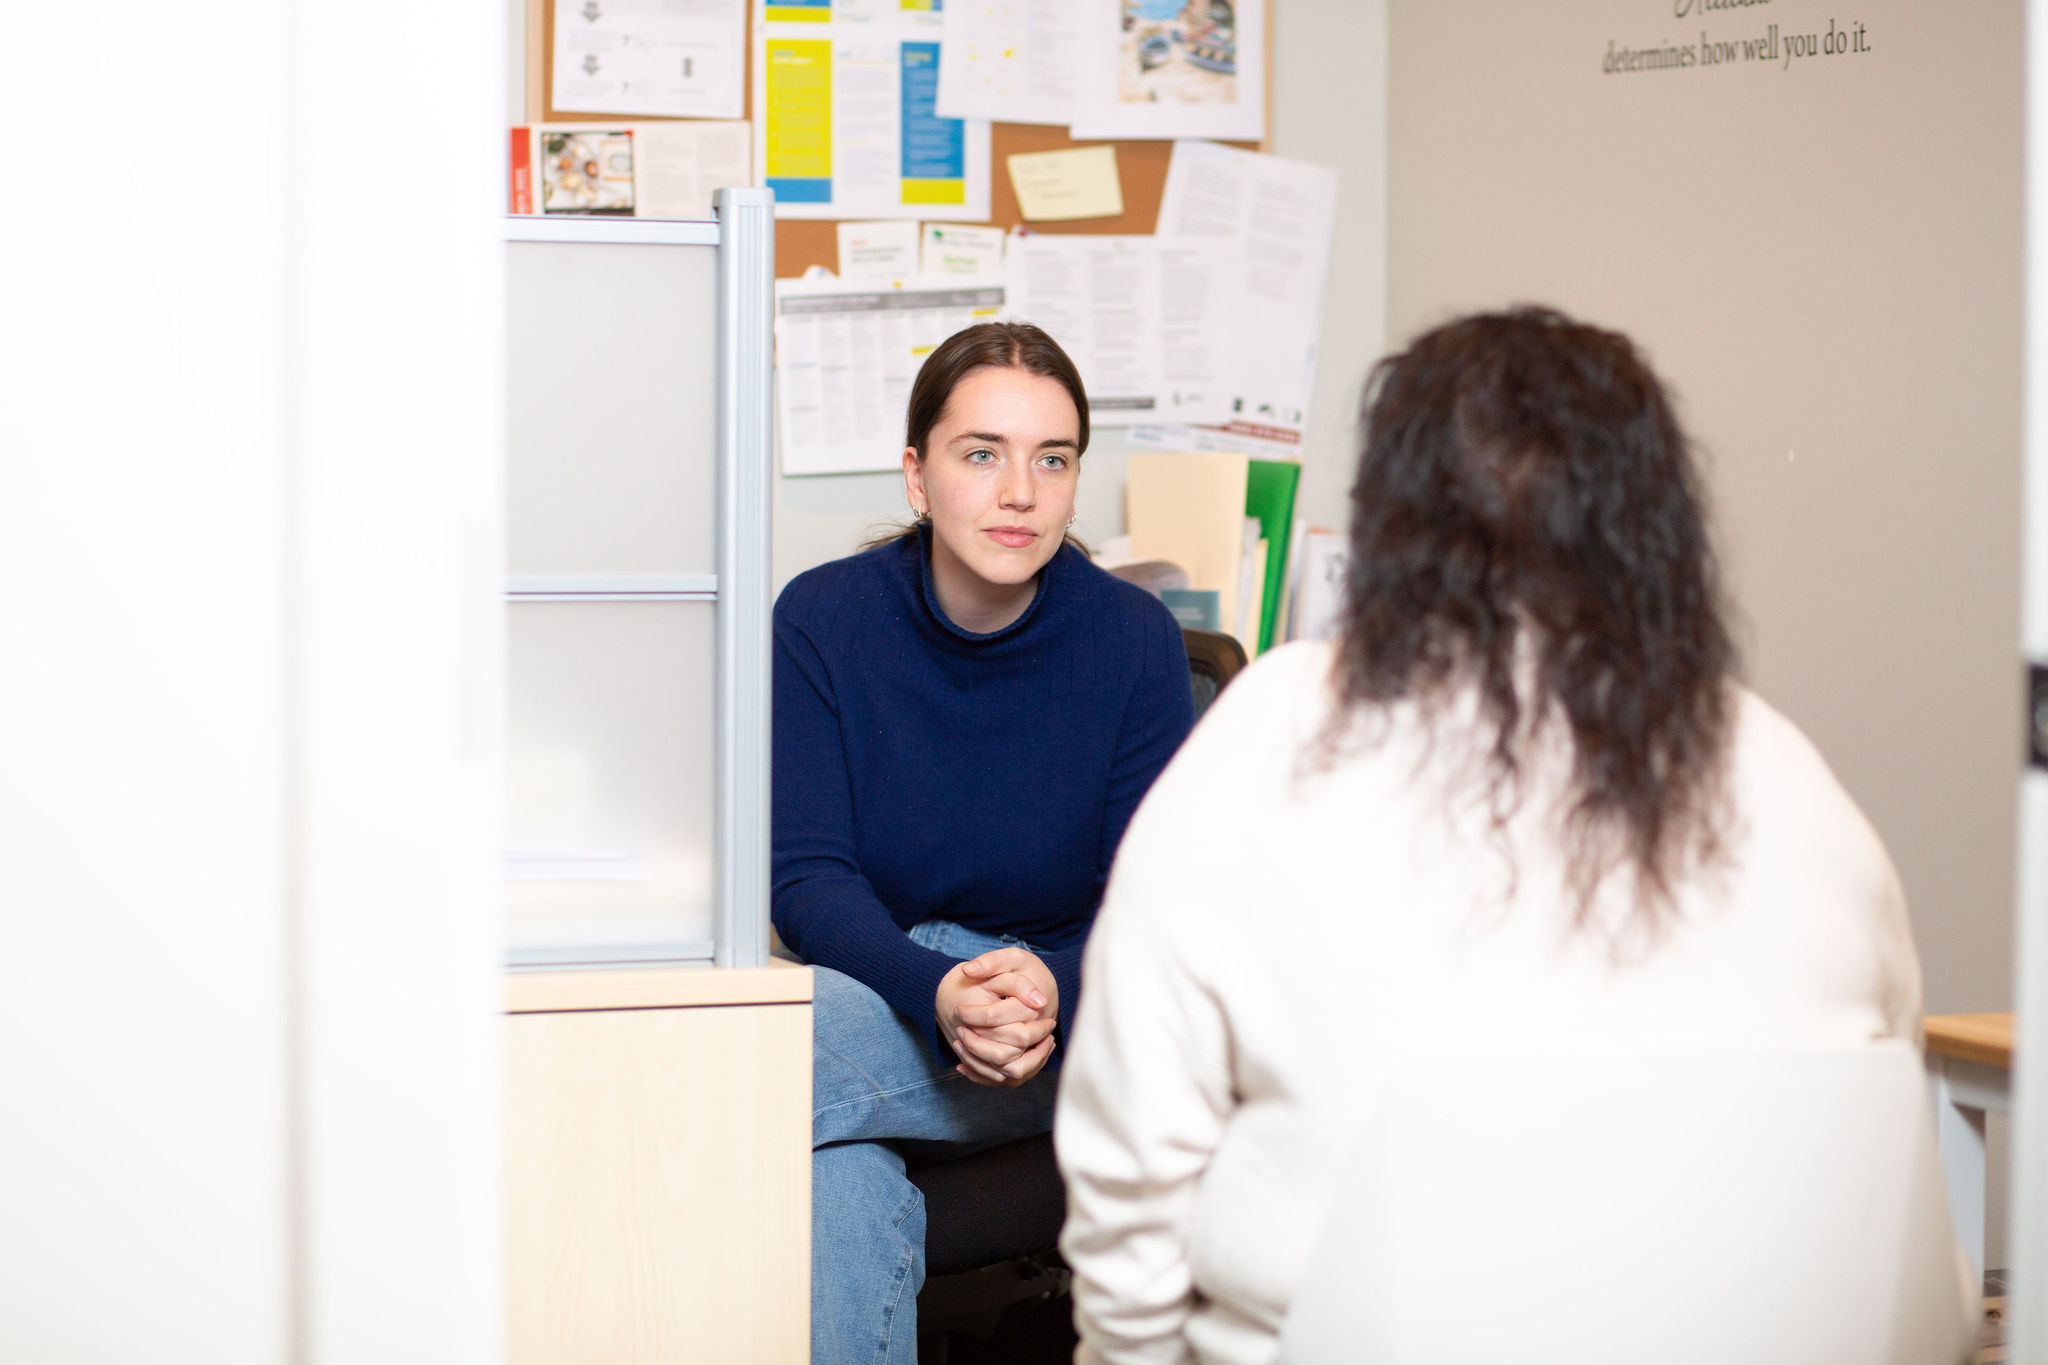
503,188,774,971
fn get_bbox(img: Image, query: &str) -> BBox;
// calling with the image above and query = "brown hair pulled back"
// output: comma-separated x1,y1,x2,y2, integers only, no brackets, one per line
906,320,1090,460
1336,306,1737,924
864,320,1092,551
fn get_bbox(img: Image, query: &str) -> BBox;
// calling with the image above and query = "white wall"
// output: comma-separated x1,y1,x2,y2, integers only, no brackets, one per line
771,0,1391,589
3,10,293,1354
0,3,504,1360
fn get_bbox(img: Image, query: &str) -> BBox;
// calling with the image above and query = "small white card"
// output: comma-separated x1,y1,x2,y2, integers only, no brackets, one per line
921,223,1006,278
835,220,922,281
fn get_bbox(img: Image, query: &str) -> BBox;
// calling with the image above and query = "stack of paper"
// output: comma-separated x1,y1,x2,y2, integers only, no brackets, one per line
1126,450,1301,657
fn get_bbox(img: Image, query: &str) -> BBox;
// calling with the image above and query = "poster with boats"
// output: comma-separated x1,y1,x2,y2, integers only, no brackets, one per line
1119,0,1239,105
1074,0,1265,141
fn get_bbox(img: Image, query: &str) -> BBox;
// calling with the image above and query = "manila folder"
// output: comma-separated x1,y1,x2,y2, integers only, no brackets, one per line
1126,450,1252,644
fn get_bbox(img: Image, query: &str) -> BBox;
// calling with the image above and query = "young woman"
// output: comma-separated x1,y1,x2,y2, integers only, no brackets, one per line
1055,308,1940,1363
771,321,1195,1363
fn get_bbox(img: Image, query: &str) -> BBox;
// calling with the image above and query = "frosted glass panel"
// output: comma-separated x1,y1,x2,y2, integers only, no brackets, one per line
506,601,714,959
507,241,718,576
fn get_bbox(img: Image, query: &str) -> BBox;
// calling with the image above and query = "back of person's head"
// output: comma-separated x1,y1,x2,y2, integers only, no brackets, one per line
1336,305,1737,923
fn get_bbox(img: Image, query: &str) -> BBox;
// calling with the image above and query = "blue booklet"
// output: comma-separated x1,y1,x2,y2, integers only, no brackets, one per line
1160,589,1221,632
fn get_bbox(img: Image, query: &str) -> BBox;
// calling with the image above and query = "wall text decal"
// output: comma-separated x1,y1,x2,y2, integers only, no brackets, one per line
1603,9,1872,76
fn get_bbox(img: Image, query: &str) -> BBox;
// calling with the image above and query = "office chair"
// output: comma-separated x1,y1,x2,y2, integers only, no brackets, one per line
1278,1045,1978,1365
1180,627,1248,717
911,626,1250,1364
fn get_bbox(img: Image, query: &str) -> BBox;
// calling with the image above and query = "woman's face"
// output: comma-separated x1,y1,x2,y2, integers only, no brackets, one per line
904,365,1081,625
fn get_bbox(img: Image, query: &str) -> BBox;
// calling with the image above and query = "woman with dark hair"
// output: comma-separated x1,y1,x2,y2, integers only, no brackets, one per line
1054,308,1930,1363
773,320,1195,1362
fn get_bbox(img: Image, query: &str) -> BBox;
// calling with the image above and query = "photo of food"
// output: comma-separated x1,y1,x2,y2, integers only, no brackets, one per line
1118,0,1238,106
541,129,636,215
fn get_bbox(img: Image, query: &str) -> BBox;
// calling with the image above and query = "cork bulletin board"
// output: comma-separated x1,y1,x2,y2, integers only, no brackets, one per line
524,0,1272,277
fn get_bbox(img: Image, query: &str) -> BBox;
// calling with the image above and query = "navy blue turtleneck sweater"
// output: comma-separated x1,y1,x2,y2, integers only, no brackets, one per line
772,526,1195,1062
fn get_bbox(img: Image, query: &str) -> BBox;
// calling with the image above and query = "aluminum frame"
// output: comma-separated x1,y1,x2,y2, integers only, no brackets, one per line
713,187,776,969
509,574,719,602
509,941,719,969
501,189,775,973
501,216,723,247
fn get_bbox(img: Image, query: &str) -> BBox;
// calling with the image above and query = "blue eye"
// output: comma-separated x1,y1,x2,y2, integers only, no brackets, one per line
966,448,997,464
1039,453,1069,471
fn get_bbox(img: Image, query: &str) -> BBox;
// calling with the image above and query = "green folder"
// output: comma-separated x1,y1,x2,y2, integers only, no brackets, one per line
1245,460,1301,653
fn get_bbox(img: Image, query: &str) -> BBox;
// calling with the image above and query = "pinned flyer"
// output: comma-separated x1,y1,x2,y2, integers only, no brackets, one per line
934,0,1084,126
836,220,921,280
1004,235,1233,427
510,121,751,220
776,276,1008,475
755,16,992,220
921,224,1005,278
1153,139,1337,448
1072,0,1266,142
552,0,746,119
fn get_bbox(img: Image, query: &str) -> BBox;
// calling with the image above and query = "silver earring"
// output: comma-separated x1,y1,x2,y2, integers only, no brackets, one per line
1066,512,1077,530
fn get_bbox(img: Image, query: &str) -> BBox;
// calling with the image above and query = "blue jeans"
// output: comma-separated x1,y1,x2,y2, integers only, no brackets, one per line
808,919,1060,1364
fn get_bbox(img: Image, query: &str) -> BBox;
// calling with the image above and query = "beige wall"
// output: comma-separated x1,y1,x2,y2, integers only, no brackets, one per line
1386,0,2023,1019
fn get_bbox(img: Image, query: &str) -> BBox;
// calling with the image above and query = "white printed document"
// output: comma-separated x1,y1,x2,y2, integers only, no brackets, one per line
1152,139,1337,448
633,119,752,217
553,0,746,119
775,277,1006,475
756,19,992,220
1004,235,1233,427
933,0,1083,126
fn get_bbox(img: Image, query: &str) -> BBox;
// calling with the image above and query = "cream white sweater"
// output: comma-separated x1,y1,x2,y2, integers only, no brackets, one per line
1054,640,1923,1365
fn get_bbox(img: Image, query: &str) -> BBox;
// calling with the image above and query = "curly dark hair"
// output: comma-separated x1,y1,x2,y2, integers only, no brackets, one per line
1334,306,1737,923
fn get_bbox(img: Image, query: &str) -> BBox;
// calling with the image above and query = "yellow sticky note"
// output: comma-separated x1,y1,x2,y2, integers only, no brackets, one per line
1006,146,1124,222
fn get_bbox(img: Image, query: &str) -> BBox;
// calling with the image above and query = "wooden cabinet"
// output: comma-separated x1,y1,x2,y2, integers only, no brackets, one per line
506,963,812,1363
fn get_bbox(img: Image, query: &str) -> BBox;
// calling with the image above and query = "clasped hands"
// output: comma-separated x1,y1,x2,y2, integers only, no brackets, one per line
934,947,1059,1087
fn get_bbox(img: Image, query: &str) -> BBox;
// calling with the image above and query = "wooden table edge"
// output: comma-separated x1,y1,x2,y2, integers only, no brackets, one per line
506,958,813,1013
1922,1012,2015,1070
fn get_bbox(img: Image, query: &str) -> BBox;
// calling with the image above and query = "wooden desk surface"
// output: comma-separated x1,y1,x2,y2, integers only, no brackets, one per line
506,957,812,1014
1923,1013,2014,1069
